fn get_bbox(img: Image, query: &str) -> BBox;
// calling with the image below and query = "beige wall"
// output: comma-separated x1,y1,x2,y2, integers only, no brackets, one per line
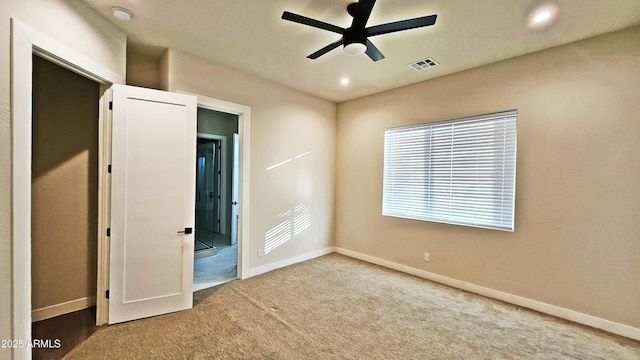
126,46,163,90
0,0,126,356
31,55,99,312
335,26,640,328
167,50,337,269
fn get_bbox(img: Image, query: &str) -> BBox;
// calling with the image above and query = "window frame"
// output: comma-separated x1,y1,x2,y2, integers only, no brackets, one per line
382,110,517,232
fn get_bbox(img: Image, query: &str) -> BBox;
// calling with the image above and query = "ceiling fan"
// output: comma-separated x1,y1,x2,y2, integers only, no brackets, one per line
281,0,437,62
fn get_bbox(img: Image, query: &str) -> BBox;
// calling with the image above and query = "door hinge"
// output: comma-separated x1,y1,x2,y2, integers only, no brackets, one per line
105,290,110,299
108,101,113,110
108,164,112,173
106,228,111,237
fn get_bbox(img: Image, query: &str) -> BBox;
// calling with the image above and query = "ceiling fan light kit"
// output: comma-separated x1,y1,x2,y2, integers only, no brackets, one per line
282,0,437,62
344,42,367,55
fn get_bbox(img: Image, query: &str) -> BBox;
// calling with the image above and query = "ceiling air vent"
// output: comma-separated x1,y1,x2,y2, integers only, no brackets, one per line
408,57,439,71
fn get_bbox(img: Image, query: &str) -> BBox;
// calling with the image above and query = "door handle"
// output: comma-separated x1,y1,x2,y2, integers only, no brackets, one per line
177,227,193,234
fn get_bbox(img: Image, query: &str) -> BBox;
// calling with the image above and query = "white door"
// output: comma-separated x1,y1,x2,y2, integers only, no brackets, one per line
231,133,240,245
108,84,197,324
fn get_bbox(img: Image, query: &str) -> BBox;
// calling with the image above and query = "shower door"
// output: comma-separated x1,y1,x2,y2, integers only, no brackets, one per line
195,139,220,250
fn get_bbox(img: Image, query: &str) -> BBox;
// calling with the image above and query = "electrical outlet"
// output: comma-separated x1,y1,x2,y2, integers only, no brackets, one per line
314,236,318,244
424,252,430,262
258,248,264,258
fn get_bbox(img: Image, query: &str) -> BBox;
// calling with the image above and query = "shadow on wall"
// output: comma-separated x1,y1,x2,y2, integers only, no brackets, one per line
263,150,313,254
265,203,312,254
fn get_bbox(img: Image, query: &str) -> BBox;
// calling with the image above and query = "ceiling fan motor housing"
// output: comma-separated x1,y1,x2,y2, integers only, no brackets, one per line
344,27,368,46
343,27,368,55
347,2,369,18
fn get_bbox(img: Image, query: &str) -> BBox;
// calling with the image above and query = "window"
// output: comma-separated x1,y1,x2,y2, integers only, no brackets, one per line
382,110,517,231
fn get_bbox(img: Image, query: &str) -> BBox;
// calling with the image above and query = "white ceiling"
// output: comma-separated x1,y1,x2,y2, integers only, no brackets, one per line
79,0,640,102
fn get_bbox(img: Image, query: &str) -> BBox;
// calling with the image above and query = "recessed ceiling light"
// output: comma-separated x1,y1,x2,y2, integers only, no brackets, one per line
340,78,350,86
112,7,133,21
527,3,559,30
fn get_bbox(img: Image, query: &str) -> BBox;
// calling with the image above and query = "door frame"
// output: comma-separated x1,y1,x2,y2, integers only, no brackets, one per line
181,92,251,282
10,18,123,357
196,134,227,236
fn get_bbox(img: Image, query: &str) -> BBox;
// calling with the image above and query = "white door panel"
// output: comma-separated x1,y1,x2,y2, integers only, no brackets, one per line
231,133,240,245
109,84,196,324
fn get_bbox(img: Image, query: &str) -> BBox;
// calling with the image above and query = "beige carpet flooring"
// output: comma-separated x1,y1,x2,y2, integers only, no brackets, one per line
63,254,640,359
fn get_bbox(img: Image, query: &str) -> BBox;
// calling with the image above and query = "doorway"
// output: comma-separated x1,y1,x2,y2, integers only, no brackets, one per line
194,108,240,291
10,19,123,354
30,54,100,359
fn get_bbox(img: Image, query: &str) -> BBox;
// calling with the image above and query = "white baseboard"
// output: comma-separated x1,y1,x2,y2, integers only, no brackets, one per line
334,247,640,341
32,296,97,322
248,246,335,278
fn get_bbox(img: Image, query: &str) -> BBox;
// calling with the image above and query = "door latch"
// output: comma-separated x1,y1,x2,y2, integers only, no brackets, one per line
177,227,193,234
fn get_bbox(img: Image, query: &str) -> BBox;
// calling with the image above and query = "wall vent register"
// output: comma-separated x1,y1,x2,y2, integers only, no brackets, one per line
408,57,439,71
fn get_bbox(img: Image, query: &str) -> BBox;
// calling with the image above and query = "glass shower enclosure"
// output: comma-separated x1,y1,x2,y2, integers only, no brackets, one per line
195,138,221,251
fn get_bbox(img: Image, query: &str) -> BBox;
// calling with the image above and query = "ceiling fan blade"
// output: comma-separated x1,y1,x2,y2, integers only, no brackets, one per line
307,38,345,59
365,39,385,62
367,14,437,37
282,11,345,34
349,0,377,29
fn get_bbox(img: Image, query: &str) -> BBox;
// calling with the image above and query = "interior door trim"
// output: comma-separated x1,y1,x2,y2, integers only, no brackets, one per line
180,91,251,280
10,18,123,358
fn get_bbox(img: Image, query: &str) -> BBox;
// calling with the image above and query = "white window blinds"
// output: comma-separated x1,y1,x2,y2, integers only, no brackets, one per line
382,110,517,231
